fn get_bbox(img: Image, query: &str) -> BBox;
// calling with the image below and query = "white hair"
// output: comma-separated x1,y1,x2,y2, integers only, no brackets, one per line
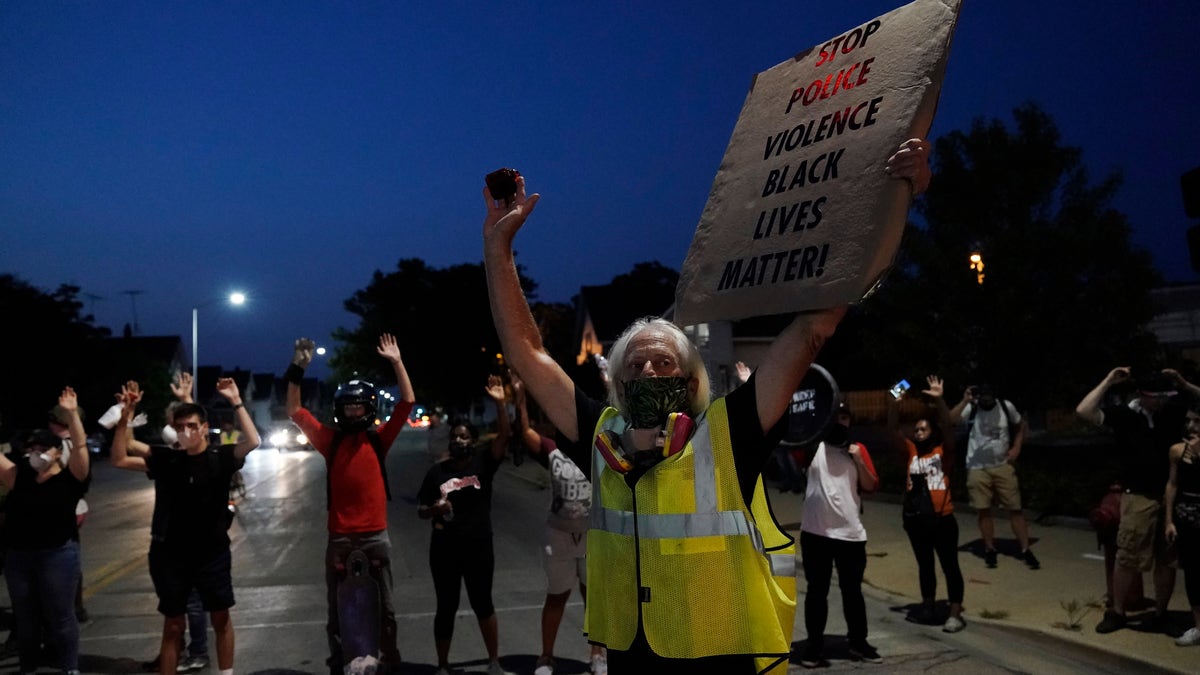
604,317,711,417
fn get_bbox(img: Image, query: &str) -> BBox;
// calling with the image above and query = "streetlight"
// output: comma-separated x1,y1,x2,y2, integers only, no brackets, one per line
192,291,247,397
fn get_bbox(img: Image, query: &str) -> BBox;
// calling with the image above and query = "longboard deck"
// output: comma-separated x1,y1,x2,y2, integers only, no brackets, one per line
337,549,381,675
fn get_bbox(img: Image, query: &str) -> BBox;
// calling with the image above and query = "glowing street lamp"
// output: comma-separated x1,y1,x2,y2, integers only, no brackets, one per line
969,250,985,285
192,291,248,397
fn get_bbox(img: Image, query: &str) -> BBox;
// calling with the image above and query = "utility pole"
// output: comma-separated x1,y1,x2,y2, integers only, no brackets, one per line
121,290,144,335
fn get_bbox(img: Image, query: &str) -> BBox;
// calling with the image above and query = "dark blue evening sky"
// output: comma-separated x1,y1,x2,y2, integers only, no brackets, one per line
3,1,1198,379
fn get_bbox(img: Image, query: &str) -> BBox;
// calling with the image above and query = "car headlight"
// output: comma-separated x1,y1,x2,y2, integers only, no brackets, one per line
295,432,308,445
269,430,289,447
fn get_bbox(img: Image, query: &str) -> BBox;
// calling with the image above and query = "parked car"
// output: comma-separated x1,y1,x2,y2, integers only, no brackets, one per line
268,422,312,451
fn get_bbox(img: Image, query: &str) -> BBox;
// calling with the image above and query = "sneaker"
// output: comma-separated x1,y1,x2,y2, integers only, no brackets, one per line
534,655,555,675
1176,627,1200,646
589,652,607,675
848,641,882,663
177,654,209,673
984,548,998,568
943,615,966,633
487,660,511,675
1021,548,1041,570
1095,610,1127,634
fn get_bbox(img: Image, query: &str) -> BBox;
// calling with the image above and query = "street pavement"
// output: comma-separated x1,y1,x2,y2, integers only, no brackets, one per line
1,426,1195,674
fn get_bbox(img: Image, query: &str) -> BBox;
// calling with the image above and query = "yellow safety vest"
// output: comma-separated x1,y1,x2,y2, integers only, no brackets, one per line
585,398,795,671
219,430,242,445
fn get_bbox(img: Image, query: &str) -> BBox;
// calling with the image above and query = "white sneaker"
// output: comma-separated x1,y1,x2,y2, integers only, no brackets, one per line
533,655,555,675
487,660,511,675
943,615,966,633
590,652,608,675
1176,626,1200,646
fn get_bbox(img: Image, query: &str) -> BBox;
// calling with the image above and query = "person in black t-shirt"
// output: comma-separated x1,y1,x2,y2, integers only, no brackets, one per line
111,378,261,675
418,375,510,675
1077,367,1200,634
0,387,89,675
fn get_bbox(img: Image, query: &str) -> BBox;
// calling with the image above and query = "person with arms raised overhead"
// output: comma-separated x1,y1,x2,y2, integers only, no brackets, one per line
479,140,930,673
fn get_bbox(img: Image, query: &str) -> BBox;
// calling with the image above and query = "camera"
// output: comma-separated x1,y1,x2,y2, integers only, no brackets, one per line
485,167,521,204
889,379,911,399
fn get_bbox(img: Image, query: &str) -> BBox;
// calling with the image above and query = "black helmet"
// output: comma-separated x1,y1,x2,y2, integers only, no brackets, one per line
333,379,377,432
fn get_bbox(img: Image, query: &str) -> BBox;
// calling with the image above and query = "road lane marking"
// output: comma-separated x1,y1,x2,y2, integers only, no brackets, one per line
83,554,146,599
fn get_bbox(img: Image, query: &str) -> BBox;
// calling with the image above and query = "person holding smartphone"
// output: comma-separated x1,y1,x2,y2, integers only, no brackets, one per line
887,376,965,633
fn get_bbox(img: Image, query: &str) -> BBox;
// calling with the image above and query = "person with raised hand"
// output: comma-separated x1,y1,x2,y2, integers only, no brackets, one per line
1,387,89,675
285,333,415,675
112,376,260,675
479,138,929,673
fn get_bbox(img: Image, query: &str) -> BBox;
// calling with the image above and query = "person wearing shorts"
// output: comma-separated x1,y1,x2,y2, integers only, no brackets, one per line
111,378,261,675
1077,367,1197,634
511,371,607,675
950,384,1038,570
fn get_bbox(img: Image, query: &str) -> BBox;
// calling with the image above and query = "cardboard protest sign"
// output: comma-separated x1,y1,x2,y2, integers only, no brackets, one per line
675,0,961,325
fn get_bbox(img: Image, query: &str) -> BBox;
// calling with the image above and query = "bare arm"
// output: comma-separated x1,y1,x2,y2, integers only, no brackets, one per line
885,394,906,452
215,378,260,461
111,384,148,472
947,388,973,424
286,338,314,417
1076,367,1129,426
753,307,846,434
482,177,579,441
1006,412,1027,463
377,333,415,403
484,375,511,462
58,387,90,482
1165,441,1186,543
849,444,878,492
0,440,16,490
512,372,545,455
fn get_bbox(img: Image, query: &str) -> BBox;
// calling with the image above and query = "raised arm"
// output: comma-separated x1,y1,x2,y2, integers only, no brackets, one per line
377,333,415,404
947,386,974,424
170,371,195,404
885,390,905,452
112,383,149,472
482,176,580,441
215,377,260,460
754,139,930,433
57,387,90,481
286,338,315,417
1076,367,1129,426
484,375,511,462
511,371,544,455
1164,368,1200,400
753,307,847,434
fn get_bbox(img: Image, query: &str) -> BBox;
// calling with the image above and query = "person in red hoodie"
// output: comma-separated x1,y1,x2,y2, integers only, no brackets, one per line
286,334,414,675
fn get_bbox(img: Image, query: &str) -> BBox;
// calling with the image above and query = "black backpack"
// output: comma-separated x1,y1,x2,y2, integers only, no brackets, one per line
325,428,392,510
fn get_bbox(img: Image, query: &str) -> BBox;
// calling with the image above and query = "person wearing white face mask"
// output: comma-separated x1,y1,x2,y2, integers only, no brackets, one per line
111,377,261,675
0,387,90,675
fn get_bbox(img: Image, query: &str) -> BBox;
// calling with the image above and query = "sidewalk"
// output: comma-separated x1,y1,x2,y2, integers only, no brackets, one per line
501,457,1195,673
767,486,1196,675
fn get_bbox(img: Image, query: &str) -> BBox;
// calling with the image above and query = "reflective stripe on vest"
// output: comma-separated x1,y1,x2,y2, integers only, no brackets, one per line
768,552,795,578
591,414,764,552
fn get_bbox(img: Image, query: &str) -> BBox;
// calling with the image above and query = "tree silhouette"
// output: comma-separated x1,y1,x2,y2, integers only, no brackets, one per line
827,102,1160,411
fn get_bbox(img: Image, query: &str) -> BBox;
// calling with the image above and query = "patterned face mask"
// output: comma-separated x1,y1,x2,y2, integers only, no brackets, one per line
622,376,690,429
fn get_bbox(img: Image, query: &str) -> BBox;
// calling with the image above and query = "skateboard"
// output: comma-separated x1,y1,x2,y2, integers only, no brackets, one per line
336,549,381,675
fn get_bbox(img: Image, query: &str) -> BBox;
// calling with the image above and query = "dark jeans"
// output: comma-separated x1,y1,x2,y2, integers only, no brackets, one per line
902,513,964,604
429,532,495,640
186,589,208,657
5,540,81,672
326,530,398,665
800,531,867,652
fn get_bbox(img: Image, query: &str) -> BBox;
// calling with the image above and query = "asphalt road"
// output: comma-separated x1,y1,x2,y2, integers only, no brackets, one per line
0,427,1179,674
